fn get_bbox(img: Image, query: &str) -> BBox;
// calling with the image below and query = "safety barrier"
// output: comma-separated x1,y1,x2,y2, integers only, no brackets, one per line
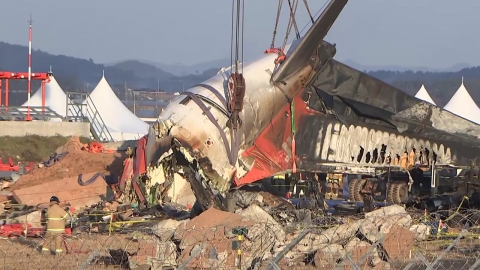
1,209,480,269
65,91,114,142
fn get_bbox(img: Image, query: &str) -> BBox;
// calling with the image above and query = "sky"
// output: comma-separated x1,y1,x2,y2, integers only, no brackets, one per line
0,0,479,68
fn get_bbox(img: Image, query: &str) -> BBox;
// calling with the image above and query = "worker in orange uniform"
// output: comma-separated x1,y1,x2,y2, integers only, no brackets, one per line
40,196,70,254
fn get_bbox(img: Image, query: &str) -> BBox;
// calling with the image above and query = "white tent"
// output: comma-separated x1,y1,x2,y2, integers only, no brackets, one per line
414,84,436,105
85,74,149,140
443,77,480,124
21,76,70,120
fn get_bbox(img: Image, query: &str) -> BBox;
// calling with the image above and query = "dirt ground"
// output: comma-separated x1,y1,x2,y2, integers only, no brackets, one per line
0,135,92,163
9,137,125,191
0,233,147,270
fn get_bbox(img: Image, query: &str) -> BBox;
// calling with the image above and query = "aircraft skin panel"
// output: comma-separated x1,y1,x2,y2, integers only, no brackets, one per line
236,87,480,186
146,0,480,210
312,59,480,140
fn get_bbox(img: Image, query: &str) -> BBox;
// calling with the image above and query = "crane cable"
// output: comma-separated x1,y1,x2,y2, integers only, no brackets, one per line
227,0,246,177
299,0,329,34
270,0,284,49
287,0,300,40
302,0,315,24
230,0,244,74
282,0,299,51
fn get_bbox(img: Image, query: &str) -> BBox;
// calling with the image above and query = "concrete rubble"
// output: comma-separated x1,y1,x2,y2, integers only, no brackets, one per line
117,204,430,269
0,137,440,269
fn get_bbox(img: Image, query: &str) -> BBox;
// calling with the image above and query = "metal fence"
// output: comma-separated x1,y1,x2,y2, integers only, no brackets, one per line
1,208,480,269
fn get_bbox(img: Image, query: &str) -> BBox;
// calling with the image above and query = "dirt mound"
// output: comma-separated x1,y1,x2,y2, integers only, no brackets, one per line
10,137,126,190
55,136,85,153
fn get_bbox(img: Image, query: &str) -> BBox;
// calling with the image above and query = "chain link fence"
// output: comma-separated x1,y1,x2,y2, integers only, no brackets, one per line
1,205,480,269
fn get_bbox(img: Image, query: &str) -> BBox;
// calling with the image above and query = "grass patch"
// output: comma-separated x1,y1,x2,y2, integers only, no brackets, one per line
0,135,92,163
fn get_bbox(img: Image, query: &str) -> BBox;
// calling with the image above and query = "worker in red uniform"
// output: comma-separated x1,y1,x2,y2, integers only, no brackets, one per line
40,196,70,254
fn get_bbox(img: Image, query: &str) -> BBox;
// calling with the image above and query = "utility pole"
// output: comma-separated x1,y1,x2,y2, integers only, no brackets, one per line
26,14,33,121
132,90,136,115
124,81,127,102
156,79,159,108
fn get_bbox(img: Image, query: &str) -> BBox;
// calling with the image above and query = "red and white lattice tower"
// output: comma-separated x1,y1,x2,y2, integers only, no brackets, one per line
26,15,33,120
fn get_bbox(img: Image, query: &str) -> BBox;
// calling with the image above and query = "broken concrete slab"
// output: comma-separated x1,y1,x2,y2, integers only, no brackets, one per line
12,172,113,208
240,204,285,262
321,220,363,244
154,219,187,241
175,207,244,249
381,225,414,261
358,220,383,243
148,241,177,269
365,204,407,218
128,238,176,269
344,238,374,268
174,207,269,269
409,224,431,241
364,204,412,233
313,244,346,268
240,204,285,243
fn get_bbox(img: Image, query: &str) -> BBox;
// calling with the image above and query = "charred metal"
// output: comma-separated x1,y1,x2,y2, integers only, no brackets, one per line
119,0,480,217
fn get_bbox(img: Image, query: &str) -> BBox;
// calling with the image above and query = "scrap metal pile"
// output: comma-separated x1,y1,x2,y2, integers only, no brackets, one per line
0,135,478,268
132,0,480,223
2,182,480,270
0,136,124,219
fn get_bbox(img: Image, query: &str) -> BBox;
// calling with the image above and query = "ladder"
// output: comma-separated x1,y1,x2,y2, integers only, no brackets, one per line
65,91,114,142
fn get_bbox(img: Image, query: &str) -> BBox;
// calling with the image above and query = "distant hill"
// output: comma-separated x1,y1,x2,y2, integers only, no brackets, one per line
111,58,473,77
0,42,216,96
112,60,174,80
2,41,480,108
109,58,230,76
343,60,472,73
0,42,136,87
368,67,480,107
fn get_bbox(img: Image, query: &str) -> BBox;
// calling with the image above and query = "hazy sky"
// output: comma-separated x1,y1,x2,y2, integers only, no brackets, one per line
0,0,478,68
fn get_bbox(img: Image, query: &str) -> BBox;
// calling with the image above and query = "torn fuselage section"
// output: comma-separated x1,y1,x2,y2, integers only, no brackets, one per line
145,116,233,211
297,85,480,171
143,41,332,207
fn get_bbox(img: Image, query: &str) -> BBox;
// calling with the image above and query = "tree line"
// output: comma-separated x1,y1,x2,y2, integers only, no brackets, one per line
1,41,479,107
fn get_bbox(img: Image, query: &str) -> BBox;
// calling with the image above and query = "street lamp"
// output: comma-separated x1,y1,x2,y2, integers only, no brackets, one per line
127,88,136,115
156,79,159,108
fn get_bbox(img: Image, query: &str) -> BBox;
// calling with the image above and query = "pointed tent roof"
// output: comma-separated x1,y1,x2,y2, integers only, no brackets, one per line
443,77,480,124
86,74,149,135
22,75,70,117
414,84,436,105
